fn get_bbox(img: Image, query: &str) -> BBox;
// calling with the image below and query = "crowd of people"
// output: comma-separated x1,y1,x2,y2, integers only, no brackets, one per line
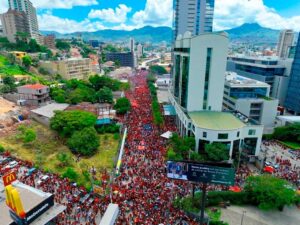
1,70,299,225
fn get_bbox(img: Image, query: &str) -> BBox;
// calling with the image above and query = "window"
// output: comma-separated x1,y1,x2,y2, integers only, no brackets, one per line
248,129,256,135
237,131,240,137
203,132,207,138
203,48,212,110
218,133,228,139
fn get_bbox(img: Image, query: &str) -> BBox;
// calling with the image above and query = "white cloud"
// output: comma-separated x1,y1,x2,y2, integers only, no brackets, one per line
0,0,98,11
132,0,173,27
38,12,105,33
31,0,98,9
214,0,300,31
88,4,131,23
0,1,8,13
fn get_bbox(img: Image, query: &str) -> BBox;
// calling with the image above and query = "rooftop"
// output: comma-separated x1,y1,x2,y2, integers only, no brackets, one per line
0,180,65,225
225,72,270,88
31,103,69,118
20,84,48,90
188,111,245,130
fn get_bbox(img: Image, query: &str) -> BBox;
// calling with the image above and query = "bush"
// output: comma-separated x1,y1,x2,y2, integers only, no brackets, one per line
63,167,78,180
0,144,5,153
96,124,120,134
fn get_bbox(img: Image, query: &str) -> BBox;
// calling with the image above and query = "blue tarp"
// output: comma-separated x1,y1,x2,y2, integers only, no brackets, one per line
96,118,112,125
163,105,176,116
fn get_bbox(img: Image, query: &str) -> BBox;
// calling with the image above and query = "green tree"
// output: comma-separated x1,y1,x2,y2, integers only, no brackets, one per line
67,86,97,104
28,39,40,52
272,123,300,142
150,65,168,75
50,88,66,103
63,167,78,180
97,87,113,103
22,56,32,68
50,110,97,138
114,60,121,68
114,97,131,114
56,40,71,51
3,75,16,86
67,127,100,156
89,75,121,91
0,84,11,93
205,143,229,162
244,175,296,210
23,128,36,143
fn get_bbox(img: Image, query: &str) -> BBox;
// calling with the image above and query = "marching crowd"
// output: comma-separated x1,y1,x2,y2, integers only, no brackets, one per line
1,70,299,225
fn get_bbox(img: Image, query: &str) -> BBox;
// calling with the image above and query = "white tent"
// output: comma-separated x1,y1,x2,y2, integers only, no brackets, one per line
160,131,173,139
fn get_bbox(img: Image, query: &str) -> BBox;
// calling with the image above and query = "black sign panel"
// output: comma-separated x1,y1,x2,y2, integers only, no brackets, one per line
167,161,235,186
187,163,235,185
10,194,55,225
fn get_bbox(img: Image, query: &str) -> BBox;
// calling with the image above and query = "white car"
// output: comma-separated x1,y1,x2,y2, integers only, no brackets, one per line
37,175,50,185
4,161,18,169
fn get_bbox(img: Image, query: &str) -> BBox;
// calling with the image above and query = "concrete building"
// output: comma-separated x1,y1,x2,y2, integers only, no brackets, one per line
173,0,215,39
227,55,293,105
137,43,143,58
105,52,135,68
17,84,50,105
170,32,263,160
129,38,135,52
43,34,56,49
0,9,30,43
277,29,294,59
40,58,93,80
8,0,39,41
31,103,69,126
0,25,3,36
1,179,65,225
223,72,278,128
285,35,300,114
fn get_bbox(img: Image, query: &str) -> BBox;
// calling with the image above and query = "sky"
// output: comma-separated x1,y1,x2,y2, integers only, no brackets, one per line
1,0,300,33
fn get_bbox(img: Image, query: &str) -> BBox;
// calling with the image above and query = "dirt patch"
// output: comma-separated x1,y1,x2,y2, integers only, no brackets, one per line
0,97,16,115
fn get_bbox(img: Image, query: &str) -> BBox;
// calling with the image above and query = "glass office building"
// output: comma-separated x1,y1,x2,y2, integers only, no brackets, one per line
285,36,300,114
173,0,215,39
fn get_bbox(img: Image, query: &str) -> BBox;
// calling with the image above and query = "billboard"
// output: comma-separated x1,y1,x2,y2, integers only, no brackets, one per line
167,161,235,186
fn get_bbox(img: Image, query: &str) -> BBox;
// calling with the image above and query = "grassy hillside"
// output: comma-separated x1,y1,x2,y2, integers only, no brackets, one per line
0,55,29,75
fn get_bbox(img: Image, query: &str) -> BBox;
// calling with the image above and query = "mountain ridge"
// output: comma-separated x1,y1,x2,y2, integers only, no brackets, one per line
41,23,281,44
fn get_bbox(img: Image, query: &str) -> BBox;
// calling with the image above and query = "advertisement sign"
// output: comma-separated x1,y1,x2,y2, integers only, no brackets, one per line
9,194,55,225
167,161,235,186
3,172,17,186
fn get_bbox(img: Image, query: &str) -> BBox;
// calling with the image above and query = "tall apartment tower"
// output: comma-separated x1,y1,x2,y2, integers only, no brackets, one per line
172,32,228,111
0,9,30,43
129,38,135,52
8,0,39,40
277,29,294,59
173,0,215,39
285,36,300,114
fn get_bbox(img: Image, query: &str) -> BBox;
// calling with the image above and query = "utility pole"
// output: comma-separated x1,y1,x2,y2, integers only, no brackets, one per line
241,210,246,225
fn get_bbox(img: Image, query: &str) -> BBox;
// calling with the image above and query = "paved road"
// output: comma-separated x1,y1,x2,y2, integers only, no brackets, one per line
221,205,300,225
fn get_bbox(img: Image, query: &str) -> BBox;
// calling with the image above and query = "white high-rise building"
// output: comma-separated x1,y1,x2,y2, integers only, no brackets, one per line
137,44,143,58
277,29,294,59
173,0,215,39
172,32,228,111
169,32,263,158
8,0,39,41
